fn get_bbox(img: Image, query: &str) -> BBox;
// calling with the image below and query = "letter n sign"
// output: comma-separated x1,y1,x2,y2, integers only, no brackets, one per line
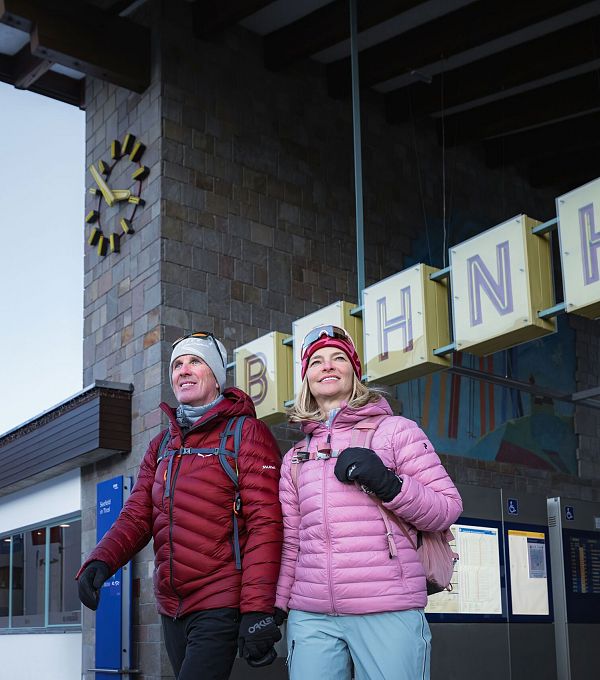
362,264,450,383
450,215,555,355
234,331,292,423
557,177,600,319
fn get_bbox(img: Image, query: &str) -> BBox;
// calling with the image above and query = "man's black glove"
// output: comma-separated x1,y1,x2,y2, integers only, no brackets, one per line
77,560,111,611
274,607,288,626
335,447,402,502
238,612,282,665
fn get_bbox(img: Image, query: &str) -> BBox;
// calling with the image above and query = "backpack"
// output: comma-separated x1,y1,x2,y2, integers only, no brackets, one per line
156,415,247,569
290,415,458,595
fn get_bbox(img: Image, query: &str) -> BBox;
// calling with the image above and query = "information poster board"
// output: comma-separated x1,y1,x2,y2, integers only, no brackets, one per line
426,520,504,621
562,528,600,623
506,526,551,618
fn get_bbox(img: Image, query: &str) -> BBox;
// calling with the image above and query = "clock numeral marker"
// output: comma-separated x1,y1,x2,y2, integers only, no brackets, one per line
109,233,120,254
120,218,134,235
122,133,136,155
128,195,145,206
88,228,101,246
97,235,108,256
111,140,122,160
129,141,146,162
85,210,99,224
98,159,111,176
88,188,100,196
131,165,149,181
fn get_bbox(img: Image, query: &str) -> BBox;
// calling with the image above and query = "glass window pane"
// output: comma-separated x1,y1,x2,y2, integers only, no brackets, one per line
0,535,10,628
12,529,45,628
49,521,81,625
11,533,24,624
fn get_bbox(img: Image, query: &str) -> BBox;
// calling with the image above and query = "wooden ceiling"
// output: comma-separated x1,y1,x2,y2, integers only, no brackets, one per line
2,0,599,190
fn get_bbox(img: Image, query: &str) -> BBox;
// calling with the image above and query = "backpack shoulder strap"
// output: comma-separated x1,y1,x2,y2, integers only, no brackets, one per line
156,428,172,463
290,434,311,492
350,414,388,448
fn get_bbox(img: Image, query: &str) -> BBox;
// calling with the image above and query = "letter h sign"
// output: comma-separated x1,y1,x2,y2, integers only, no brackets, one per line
557,178,600,319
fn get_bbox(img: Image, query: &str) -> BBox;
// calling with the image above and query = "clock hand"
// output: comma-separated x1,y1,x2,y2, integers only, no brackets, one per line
90,164,115,207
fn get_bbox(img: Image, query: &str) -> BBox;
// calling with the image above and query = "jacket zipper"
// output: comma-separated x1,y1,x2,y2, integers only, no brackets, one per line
168,454,184,617
322,419,337,615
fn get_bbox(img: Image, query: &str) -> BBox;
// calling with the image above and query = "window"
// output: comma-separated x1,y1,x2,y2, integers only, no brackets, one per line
0,518,81,630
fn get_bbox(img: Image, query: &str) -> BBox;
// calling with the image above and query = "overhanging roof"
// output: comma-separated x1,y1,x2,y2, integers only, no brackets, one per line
1,0,598,190
0,380,133,497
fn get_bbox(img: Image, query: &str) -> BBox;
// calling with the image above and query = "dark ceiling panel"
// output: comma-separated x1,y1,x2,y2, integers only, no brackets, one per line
386,16,600,122
192,0,273,38
440,71,600,147
264,0,424,71
528,146,600,191
327,0,592,98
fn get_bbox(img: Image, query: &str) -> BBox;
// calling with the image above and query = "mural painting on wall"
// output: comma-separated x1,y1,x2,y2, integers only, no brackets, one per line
234,178,600,476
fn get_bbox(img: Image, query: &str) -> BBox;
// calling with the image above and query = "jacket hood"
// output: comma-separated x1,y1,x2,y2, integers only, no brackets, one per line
301,396,393,436
161,386,257,436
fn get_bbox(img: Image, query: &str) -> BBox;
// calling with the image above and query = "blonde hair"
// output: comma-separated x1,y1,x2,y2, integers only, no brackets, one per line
288,373,384,423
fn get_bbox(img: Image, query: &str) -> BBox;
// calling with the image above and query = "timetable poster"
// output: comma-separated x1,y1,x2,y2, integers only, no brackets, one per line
568,532,600,595
508,529,549,615
426,523,502,615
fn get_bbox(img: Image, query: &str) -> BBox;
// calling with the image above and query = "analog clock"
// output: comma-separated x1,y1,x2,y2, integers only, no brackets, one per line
85,132,150,256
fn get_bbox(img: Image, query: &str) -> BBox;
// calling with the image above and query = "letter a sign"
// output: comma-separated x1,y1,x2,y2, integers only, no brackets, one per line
450,215,555,355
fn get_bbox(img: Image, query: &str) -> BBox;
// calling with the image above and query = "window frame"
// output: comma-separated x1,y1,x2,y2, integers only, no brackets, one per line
0,512,81,633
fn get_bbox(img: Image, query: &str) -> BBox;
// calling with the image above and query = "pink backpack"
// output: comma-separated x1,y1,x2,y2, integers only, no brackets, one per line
290,415,458,595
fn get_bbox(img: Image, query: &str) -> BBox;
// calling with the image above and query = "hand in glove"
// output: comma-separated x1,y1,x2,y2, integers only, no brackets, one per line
238,612,282,665
335,447,402,502
77,560,111,610
273,607,288,626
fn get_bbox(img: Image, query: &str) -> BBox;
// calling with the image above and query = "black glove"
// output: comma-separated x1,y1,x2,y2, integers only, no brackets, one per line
77,560,111,611
274,607,288,626
238,612,282,664
335,447,402,502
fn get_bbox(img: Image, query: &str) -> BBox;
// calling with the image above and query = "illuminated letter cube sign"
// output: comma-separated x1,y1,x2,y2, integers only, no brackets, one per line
234,331,292,423
362,264,451,383
557,177,600,319
292,301,363,395
450,215,555,355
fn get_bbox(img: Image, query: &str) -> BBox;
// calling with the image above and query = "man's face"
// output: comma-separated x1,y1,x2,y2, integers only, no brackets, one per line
171,354,219,406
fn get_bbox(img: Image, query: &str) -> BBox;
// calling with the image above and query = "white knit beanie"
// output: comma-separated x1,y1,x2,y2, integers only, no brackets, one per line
169,335,227,392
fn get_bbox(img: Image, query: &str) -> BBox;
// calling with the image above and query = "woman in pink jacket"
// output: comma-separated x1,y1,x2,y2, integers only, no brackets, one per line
275,325,462,680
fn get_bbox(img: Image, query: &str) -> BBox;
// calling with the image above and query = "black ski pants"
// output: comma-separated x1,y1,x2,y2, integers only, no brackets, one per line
162,607,239,680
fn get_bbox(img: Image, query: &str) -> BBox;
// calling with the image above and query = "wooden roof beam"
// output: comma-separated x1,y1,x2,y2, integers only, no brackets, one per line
439,71,600,147
12,42,51,88
192,0,273,38
327,0,591,98
264,0,424,71
0,0,150,93
386,16,600,123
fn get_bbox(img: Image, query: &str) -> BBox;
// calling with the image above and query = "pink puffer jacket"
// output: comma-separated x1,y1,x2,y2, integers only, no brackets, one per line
275,397,462,615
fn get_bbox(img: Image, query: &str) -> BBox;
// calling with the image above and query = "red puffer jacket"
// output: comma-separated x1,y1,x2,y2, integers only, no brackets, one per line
80,388,283,617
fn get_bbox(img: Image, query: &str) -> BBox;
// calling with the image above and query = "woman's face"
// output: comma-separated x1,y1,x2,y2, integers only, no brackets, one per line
171,354,219,406
306,345,354,410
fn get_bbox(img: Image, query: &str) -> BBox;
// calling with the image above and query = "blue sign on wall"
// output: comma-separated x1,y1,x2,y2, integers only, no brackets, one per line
95,476,131,680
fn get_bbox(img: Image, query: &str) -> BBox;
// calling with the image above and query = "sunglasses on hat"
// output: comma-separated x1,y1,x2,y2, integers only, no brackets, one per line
300,325,354,359
172,331,225,367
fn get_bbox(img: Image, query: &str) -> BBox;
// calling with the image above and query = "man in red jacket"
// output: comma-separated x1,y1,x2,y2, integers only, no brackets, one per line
77,332,283,679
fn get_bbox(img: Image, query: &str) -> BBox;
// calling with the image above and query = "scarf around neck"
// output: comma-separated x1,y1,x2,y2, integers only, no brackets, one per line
176,395,224,430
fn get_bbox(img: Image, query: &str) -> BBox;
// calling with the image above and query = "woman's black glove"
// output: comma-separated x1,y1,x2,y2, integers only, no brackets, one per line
274,607,288,626
77,560,111,610
238,612,282,665
335,447,402,502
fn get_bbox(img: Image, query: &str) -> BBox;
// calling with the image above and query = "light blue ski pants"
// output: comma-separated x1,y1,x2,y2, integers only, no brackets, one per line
285,608,431,680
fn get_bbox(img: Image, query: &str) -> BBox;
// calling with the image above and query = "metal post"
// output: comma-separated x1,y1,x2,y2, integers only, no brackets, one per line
349,0,365,302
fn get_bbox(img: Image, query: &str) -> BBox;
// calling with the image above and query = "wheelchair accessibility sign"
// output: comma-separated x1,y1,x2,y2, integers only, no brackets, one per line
507,498,519,516
565,505,575,521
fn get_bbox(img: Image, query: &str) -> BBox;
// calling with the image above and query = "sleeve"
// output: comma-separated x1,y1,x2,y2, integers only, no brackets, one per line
382,418,463,533
275,450,301,611
77,431,163,577
237,418,283,614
